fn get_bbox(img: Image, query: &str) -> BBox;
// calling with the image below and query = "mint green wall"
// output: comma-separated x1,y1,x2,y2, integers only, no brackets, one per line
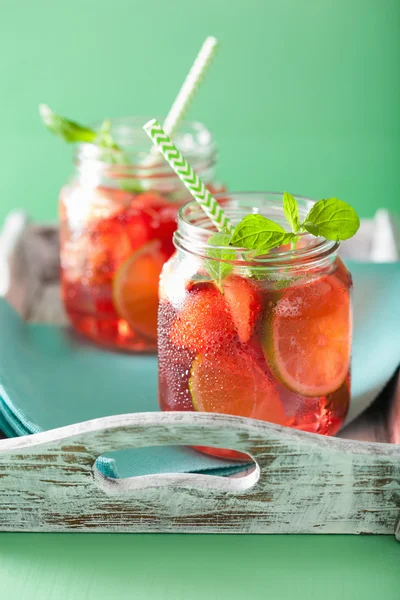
1,0,399,222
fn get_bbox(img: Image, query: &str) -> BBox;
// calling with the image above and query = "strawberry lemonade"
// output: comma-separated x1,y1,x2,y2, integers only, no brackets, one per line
158,194,354,459
57,117,223,351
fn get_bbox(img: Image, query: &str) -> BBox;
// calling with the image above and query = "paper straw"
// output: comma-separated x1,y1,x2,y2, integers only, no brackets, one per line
143,119,233,233
142,36,218,174
159,37,218,141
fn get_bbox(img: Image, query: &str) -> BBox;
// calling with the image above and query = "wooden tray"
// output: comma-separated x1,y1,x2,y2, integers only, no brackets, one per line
0,214,399,536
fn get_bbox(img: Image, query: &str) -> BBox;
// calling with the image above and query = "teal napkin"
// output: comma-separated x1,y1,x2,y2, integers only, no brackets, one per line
0,261,399,478
0,301,245,477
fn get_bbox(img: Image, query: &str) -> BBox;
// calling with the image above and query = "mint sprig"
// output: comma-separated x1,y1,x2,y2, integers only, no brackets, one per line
203,193,360,288
39,104,126,157
231,194,359,257
39,104,98,144
205,232,235,290
39,104,144,192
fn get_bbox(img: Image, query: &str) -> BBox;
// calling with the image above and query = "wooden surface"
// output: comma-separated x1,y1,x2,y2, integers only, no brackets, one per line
0,411,400,535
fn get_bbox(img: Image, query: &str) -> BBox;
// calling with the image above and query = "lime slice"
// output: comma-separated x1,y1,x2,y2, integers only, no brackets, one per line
189,349,285,424
112,241,166,340
264,274,351,397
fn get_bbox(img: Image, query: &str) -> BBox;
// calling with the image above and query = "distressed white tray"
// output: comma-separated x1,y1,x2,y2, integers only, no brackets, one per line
0,212,399,536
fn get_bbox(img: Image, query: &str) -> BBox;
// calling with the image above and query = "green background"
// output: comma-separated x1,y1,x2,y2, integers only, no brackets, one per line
1,0,399,223
1,1,399,598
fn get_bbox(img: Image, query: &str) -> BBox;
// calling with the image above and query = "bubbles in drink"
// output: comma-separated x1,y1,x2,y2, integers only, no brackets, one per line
159,257,352,458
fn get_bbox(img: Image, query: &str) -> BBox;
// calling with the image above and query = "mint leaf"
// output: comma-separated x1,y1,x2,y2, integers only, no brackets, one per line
39,105,144,190
281,232,297,246
39,104,97,143
39,106,124,156
95,119,121,151
205,232,235,287
120,179,145,193
303,198,360,241
189,273,214,284
283,191,301,233
230,214,291,253
96,120,145,190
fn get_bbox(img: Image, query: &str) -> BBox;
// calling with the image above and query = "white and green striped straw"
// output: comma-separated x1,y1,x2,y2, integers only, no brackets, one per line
142,36,218,176
143,119,233,233
155,36,218,146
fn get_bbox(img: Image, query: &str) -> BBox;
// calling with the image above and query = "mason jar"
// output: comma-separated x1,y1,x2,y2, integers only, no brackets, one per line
158,192,352,460
59,117,223,352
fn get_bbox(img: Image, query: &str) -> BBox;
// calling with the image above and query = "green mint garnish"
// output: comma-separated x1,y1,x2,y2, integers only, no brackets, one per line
201,193,360,283
120,179,147,193
302,198,360,241
189,273,214,284
205,231,235,290
39,104,125,157
230,194,359,257
95,119,119,149
283,191,301,233
39,104,144,192
230,214,294,255
39,104,97,144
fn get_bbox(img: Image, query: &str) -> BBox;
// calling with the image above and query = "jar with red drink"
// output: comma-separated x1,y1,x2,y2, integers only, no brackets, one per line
60,117,223,351
158,193,352,460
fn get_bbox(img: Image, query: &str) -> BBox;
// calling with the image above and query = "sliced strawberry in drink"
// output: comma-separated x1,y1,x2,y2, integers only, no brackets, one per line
114,207,151,251
85,214,138,285
133,192,178,256
189,348,285,424
223,276,261,343
169,285,236,353
264,274,351,397
112,240,168,340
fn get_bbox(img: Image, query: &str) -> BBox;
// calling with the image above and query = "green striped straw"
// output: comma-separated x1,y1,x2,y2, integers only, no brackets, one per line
143,119,233,233
151,36,218,156
141,36,219,186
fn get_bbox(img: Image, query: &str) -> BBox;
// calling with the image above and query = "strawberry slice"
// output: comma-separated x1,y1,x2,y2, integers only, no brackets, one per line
169,285,236,352
133,192,178,256
223,276,261,343
84,212,144,286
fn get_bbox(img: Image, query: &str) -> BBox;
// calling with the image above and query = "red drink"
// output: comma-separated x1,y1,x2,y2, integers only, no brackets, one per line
59,118,221,351
158,194,352,459
60,187,179,351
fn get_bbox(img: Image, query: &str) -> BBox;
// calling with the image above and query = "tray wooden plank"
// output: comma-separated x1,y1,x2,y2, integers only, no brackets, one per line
0,412,399,534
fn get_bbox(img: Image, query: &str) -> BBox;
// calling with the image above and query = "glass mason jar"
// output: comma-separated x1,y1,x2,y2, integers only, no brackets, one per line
158,193,352,460
60,117,223,352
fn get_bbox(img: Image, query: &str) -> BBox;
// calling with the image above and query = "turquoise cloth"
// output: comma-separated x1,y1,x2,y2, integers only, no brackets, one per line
0,261,399,478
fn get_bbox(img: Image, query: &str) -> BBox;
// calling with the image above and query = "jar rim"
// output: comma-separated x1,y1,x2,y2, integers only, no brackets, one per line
175,192,339,268
74,116,217,176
